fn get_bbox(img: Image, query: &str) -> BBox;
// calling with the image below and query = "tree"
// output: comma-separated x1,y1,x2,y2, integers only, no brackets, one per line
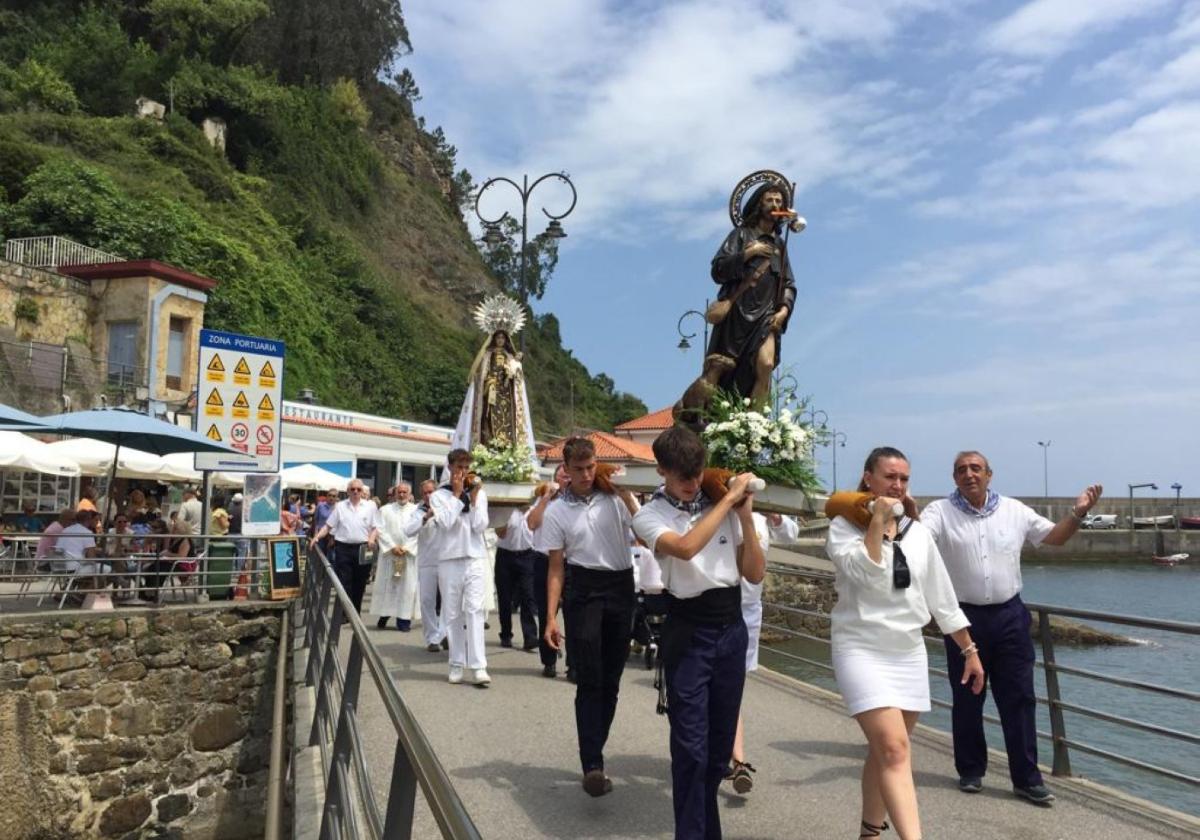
480,216,559,304
391,68,420,112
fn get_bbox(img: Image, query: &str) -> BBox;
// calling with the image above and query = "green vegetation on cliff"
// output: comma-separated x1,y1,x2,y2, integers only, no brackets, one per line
0,1,645,434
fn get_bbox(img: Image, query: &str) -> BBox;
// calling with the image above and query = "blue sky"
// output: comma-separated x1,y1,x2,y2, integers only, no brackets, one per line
400,0,1198,498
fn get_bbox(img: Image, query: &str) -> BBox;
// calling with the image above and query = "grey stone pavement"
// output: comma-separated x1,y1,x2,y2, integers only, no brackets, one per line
347,618,1198,840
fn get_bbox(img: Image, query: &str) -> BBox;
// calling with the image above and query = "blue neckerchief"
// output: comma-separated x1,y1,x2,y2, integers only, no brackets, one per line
949,488,1000,517
651,485,710,515
562,486,598,506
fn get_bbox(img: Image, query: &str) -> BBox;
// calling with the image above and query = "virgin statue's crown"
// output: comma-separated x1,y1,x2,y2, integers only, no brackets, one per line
473,294,527,336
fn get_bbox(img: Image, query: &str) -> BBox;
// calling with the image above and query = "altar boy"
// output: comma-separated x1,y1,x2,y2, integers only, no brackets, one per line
632,426,764,840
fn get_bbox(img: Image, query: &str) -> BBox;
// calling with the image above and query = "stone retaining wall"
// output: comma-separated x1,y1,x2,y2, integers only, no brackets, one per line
0,603,286,839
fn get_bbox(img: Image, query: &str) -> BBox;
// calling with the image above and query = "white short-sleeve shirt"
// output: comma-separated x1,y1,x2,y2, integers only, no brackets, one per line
496,509,535,551
920,496,1054,605
537,494,632,571
325,498,381,544
632,498,743,600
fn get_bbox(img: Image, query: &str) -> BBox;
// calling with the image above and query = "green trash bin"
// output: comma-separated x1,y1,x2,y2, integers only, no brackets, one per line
205,540,238,600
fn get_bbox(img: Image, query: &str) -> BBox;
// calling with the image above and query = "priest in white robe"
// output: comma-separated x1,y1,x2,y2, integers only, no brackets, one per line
371,482,420,631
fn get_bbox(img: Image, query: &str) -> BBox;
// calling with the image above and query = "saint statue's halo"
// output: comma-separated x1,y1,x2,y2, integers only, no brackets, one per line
728,170,792,227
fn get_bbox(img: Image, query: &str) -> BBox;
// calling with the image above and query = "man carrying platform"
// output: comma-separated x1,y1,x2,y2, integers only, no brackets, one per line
632,426,764,840
541,437,640,796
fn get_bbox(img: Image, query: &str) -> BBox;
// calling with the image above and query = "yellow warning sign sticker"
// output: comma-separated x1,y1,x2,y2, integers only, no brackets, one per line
232,390,251,419
257,392,275,421
206,354,226,382
233,356,252,385
206,424,223,442
205,388,224,417
259,360,276,379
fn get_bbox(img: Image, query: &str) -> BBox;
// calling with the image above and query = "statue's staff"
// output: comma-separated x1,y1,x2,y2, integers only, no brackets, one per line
768,181,804,316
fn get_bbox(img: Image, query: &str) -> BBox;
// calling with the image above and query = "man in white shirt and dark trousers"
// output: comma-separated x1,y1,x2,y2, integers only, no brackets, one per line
372,482,420,631
633,426,764,840
422,449,490,686
494,501,539,651
541,438,640,797
309,478,380,615
921,450,1101,806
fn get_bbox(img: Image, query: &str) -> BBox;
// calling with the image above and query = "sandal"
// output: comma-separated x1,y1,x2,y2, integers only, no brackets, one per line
859,820,890,838
726,760,756,794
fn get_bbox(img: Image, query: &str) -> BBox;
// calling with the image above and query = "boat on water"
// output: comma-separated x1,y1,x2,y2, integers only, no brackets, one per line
1180,516,1200,530
1151,553,1189,567
1132,515,1175,529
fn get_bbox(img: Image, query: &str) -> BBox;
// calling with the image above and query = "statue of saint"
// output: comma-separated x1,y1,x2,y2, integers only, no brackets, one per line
675,171,804,427
449,295,539,476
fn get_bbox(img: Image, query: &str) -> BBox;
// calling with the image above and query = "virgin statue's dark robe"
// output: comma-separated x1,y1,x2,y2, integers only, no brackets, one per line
708,223,797,398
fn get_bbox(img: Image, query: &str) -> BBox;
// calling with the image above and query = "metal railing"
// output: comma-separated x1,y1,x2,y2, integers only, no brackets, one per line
760,565,1199,789
0,337,150,396
298,544,481,840
0,532,269,609
4,236,124,270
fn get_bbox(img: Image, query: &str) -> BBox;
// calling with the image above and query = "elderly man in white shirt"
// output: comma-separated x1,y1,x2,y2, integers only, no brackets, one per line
372,482,420,631
420,449,490,686
309,478,381,615
920,450,1101,806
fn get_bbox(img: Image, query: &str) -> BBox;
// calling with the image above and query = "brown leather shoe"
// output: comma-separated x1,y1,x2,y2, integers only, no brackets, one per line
582,769,612,797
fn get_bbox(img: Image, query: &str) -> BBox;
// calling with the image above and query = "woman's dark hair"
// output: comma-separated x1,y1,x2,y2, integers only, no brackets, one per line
857,446,909,491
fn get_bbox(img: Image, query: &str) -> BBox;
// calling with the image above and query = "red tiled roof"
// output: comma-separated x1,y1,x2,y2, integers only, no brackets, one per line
539,430,656,463
613,406,674,431
62,259,219,293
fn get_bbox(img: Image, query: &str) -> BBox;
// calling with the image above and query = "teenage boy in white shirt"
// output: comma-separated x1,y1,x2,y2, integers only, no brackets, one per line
632,426,764,840
541,437,640,797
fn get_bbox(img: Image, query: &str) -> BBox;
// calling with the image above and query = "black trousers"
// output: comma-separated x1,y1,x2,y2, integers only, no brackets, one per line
495,547,538,647
532,552,557,668
665,617,747,840
332,541,371,614
944,594,1041,787
564,565,634,773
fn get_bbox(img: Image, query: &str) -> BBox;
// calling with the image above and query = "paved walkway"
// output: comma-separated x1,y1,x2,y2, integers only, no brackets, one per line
352,621,1195,839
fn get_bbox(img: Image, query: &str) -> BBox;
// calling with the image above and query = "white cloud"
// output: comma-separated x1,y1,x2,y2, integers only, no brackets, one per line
983,0,1174,58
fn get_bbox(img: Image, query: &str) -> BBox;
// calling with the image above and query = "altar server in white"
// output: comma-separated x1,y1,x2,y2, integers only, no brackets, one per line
405,479,445,652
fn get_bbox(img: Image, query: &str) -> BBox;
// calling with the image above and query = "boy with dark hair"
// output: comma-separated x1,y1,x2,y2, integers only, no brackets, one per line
632,425,764,840
540,436,640,796
418,447,490,685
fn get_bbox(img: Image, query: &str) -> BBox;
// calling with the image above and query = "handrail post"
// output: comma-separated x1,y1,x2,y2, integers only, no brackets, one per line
1037,609,1072,776
382,740,418,838
320,636,365,840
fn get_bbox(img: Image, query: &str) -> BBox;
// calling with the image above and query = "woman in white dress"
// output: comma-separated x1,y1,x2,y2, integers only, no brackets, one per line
826,447,984,840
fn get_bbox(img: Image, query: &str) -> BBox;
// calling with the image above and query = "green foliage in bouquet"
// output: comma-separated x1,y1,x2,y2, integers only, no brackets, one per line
702,391,821,492
470,442,536,484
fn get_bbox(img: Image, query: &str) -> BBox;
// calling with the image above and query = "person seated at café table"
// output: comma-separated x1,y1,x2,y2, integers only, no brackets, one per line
16,501,42,535
56,509,114,602
36,509,76,561
104,513,139,594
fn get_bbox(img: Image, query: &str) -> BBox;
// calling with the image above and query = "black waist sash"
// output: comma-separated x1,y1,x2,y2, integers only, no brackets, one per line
666,585,742,626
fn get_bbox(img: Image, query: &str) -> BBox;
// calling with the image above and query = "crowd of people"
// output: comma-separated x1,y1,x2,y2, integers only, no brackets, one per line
308,429,1100,840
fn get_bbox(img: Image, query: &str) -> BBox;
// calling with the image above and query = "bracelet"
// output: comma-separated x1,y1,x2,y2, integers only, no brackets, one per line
960,643,979,658
1069,508,1085,522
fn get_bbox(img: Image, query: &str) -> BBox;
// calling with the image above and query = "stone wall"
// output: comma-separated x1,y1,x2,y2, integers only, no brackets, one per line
0,258,94,344
0,603,286,840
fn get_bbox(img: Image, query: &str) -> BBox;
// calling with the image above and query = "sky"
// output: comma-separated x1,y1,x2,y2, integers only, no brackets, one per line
399,0,1199,498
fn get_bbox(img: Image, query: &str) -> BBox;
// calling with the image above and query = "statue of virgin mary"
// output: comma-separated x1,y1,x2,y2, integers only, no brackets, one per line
449,295,539,473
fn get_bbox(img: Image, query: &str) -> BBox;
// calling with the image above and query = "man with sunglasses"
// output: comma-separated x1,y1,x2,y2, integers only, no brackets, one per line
920,451,1102,806
309,479,380,615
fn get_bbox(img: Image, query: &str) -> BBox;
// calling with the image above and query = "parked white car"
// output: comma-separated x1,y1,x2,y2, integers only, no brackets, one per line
1081,514,1119,529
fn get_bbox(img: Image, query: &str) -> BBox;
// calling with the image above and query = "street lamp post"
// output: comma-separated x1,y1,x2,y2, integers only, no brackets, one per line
772,371,798,416
1171,482,1183,533
676,305,709,354
829,429,847,491
1037,440,1051,516
1128,482,1157,554
474,172,578,351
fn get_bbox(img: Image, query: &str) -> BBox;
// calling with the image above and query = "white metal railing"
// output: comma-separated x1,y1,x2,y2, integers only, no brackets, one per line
4,236,124,270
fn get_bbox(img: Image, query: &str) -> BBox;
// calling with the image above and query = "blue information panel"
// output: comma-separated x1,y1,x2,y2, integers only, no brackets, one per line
194,328,285,472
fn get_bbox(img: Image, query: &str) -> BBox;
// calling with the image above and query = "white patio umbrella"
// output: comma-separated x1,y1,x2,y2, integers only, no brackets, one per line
280,463,350,492
159,452,204,483
0,431,82,476
44,438,173,479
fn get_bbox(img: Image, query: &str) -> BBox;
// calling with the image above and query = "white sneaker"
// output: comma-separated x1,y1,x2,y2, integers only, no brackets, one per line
448,665,464,684
472,668,491,687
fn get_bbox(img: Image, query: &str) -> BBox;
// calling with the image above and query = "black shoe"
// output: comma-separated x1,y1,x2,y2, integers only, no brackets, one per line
958,776,983,793
396,619,411,632
725,760,755,794
566,668,577,684
484,621,491,630
1013,784,1055,805
522,642,539,652
440,638,449,651
376,617,388,629
542,664,557,678
426,643,441,653
582,769,612,797
500,638,513,648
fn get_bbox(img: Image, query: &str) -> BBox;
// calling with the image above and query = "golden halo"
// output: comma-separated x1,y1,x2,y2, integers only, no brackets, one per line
728,170,791,227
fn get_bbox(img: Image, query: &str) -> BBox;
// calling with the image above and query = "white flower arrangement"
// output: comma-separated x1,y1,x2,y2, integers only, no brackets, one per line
701,392,819,490
470,442,536,483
